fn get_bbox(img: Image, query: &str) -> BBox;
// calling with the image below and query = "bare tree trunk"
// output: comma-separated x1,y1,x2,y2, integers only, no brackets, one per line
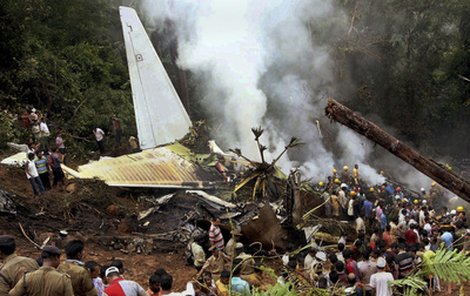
325,98,470,202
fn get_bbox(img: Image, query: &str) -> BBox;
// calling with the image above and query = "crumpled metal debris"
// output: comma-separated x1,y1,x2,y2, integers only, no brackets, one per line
0,189,17,215
138,193,175,221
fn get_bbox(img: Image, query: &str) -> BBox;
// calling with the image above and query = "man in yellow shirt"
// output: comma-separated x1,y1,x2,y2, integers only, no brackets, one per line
215,270,230,296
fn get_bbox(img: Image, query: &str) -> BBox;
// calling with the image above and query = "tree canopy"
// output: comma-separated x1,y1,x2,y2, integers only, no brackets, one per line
0,0,468,164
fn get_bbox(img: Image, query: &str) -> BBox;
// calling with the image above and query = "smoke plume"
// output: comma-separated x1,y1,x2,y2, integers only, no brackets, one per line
140,0,385,183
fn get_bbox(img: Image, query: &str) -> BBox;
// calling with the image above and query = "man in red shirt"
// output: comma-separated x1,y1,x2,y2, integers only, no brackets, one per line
209,218,224,250
382,225,393,248
104,266,147,296
404,224,419,245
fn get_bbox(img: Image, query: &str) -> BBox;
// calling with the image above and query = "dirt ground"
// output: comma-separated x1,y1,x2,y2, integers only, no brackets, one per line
0,153,196,290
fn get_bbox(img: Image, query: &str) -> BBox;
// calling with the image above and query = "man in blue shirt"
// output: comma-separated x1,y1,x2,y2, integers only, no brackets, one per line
363,198,373,220
231,259,250,295
440,229,454,250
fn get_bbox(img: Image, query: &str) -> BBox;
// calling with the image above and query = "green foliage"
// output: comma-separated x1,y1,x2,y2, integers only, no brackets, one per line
420,248,470,283
251,283,298,296
0,110,22,148
391,275,427,296
332,0,470,158
390,248,470,295
0,0,133,159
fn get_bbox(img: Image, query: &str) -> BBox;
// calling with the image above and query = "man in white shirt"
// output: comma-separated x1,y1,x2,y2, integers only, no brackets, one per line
419,206,427,228
93,128,105,154
304,247,317,270
25,152,45,196
39,117,50,138
369,257,394,296
355,216,366,234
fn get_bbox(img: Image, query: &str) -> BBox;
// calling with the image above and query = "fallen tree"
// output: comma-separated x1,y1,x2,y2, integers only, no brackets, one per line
325,98,470,203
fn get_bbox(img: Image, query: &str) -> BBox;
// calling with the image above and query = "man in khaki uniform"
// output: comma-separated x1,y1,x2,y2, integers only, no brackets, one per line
197,248,230,280
9,245,74,296
234,243,256,283
57,239,97,296
0,235,39,295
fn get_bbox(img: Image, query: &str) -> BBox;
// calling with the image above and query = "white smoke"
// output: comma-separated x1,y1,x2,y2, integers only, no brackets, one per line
141,0,384,182
336,127,385,184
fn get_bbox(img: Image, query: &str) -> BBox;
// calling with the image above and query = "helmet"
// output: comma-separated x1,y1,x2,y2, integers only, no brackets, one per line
350,191,357,197
369,187,375,192
334,178,341,184
457,206,465,212
318,181,324,187
315,251,327,262
413,199,420,204
343,165,349,171
420,187,425,192
431,181,436,187
396,187,401,192
340,183,348,189
422,199,427,204
450,209,457,215
332,168,337,174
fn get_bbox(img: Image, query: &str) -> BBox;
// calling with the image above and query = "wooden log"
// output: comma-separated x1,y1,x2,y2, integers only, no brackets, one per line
325,98,470,202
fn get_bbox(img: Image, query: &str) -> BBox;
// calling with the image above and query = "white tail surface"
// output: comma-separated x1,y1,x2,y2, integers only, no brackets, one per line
119,6,192,150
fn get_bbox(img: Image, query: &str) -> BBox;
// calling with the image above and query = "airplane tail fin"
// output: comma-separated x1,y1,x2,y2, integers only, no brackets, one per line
119,6,192,150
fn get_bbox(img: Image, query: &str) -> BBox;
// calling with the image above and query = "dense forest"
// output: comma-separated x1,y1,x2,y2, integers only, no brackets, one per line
0,0,469,166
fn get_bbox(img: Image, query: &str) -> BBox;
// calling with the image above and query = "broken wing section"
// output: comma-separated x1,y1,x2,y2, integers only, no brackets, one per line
63,144,220,189
119,6,192,150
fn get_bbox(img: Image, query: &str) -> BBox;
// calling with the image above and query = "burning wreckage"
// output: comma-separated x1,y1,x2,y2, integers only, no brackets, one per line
2,6,469,255
0,6,348,254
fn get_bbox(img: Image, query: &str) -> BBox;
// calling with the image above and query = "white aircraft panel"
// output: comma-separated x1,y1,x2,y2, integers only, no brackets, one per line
119,6,192,149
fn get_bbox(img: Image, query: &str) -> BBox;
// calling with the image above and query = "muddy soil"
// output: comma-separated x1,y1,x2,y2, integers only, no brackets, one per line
0,155,197,290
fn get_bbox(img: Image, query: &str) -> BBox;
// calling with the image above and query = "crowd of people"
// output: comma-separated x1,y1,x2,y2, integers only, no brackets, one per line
18,107,126,196
6,108,470,295
0,230,266,296
0,235,197,296
295,165,469,295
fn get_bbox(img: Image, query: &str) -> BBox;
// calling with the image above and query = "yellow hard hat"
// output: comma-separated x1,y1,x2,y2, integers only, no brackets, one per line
431,181,436,187
350,190,357,197
334,178,341,184
343,165,349,171
332,168,337,174
319,181,324,187
457,206,465,212
369,187,375,192
413,199,420,204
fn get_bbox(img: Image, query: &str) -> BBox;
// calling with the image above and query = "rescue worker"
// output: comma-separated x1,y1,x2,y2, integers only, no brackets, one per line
9,245,74,296
330,191,340,218
0,235,39,294
57,239,97,296
341,166,350,184
197,248,230,280
353,164,359,185
428,182,442,207
225,229,242,258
